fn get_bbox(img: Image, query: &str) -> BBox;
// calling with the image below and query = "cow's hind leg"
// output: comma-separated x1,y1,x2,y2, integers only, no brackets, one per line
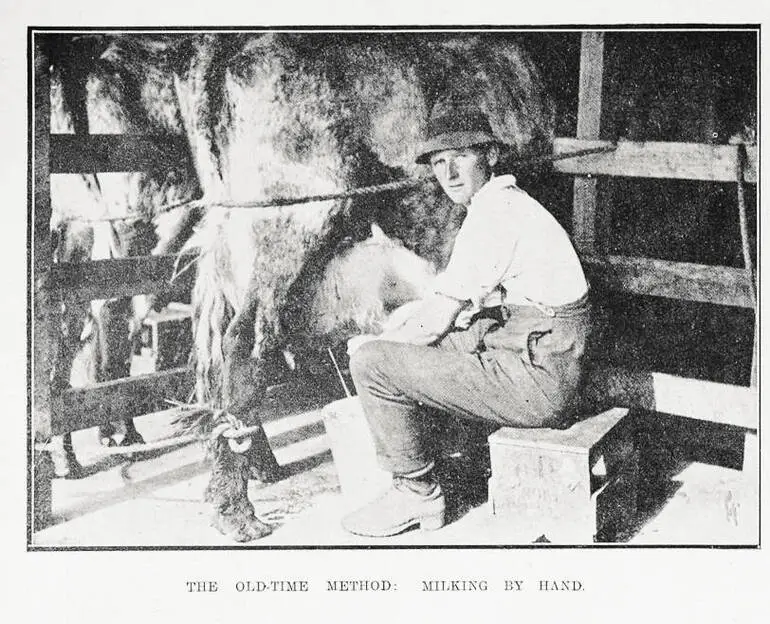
221,293,282,482
51,433,85,479
120,418,145,446
204,293,280,541
205,438,272,541
50,302,91,479
95,298,147,449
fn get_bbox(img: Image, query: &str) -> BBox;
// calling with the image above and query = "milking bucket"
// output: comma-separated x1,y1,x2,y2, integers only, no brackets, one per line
321,397,391,508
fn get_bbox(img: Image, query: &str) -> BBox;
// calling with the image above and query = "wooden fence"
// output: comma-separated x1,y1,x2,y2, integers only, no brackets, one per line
558,33,758,491
563,32,758,378
30,32,759,530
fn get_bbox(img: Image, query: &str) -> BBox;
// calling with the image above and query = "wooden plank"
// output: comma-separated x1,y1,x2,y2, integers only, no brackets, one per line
742,431,758,473
572,32,605,254
31,36,56,531
32,37,55,443
489,407,629,454
50,134,189,174
555,138,758,183
51,367,195,436
583,367,758,430
648,372,757,430
583,254,754,308
43,253,197,302
576,32,605,138
573,179,599,252
750,318,758,387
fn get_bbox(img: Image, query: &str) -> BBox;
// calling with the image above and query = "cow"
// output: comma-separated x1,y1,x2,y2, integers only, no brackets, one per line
164,32,554,541
42,31,756,543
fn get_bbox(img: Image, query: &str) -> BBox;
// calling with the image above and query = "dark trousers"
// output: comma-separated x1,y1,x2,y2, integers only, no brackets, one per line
349,293,592,475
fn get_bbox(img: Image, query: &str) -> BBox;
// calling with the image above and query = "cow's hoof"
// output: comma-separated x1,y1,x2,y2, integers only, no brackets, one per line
120,430,145,447
212,512,273,542
52,452,84,479
232,516,274,542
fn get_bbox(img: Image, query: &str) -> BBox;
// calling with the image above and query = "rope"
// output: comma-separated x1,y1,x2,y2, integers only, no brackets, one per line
59,144,618,224
196,177,425,213
34,434,199,456
735,143,756,306
34,413,256,457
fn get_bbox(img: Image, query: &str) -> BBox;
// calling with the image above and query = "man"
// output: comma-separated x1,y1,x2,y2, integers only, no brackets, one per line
343,108,591,537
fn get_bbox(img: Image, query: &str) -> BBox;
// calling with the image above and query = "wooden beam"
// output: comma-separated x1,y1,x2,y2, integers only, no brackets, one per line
42,253,197,302
555,138,758,183
576,33,605,139
52,367,195,436
583,367,758,431
50,134,190,174
573,32,606,254
32,38,55,444
583,254,754,308
31,35,56,531
750,319,758,387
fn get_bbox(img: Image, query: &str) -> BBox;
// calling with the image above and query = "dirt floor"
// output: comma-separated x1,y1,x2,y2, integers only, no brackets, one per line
31,394,758,549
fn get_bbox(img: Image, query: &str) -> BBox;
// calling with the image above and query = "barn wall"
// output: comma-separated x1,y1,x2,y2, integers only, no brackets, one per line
498,31,757,386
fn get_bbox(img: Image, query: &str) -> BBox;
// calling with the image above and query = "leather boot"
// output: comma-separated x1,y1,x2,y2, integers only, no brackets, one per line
341,472,446,537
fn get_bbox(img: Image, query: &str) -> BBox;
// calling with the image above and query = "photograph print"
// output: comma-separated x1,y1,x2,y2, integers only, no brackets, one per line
29,26,759,549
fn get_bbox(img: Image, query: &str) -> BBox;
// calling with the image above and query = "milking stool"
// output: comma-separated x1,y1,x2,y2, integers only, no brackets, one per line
487,407,638,543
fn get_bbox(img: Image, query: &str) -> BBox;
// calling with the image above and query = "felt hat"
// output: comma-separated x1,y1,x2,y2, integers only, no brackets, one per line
415,109,497,165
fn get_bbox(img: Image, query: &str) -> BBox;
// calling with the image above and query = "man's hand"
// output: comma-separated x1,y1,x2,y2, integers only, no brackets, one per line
347,295,467,356
379,293,466,346
382,300,424,333
346,334,380,356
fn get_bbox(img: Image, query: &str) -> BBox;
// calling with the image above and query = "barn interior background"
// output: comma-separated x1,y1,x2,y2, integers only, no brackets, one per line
29,28,759,547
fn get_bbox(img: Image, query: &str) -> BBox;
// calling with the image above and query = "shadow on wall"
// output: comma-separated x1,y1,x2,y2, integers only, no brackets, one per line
587,291,755,386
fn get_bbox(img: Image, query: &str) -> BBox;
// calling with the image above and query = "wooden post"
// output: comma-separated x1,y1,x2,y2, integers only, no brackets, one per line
31,35,57,532
573,31,605,254
750,319,758,387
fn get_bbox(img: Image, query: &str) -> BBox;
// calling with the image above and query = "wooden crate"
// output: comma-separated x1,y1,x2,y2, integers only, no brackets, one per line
488,407,637,543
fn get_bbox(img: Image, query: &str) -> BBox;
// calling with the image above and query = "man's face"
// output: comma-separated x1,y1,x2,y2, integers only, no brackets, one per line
429,146,495,206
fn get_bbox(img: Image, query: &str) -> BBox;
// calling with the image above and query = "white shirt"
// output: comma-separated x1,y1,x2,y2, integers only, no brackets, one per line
432,174,588,310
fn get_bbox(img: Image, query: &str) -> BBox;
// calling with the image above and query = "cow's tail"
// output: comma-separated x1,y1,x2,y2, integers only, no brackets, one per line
192,242,232,407
168,223,233,440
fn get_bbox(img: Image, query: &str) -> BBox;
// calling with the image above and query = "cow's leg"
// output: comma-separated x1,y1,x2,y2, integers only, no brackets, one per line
221,289,282,482
145,205,204,313
204,293,278,541
120,418,145,447
204,437,272,541
50,433,84,479
50,301,90,478
94,297,140,447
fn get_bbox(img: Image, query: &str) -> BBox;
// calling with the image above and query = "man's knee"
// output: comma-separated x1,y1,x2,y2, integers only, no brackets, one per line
349,340,393,385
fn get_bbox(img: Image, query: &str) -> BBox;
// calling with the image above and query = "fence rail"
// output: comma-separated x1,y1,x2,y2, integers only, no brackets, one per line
582,255,755,309
554,138,757,183
44,253,196,302
52,367,195,437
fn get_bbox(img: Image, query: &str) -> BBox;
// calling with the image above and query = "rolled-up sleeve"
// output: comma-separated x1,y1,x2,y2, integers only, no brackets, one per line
432,200,518,306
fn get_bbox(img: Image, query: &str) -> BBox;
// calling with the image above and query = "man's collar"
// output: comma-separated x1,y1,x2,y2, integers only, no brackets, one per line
469,174,518,207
